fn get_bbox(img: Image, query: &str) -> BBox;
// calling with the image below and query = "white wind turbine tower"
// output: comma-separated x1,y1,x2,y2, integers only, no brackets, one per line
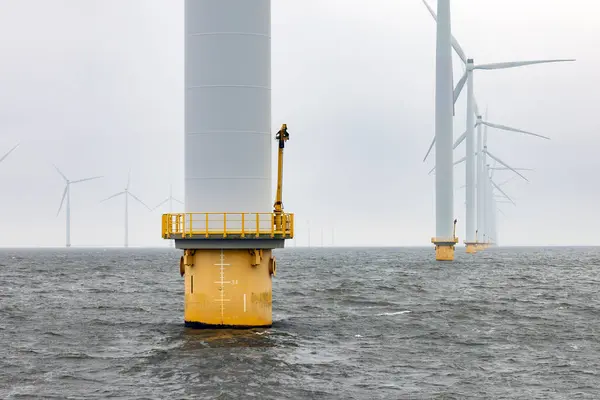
427,0,456,261
54,165,102,247
421,0,574,250
101,172,151,248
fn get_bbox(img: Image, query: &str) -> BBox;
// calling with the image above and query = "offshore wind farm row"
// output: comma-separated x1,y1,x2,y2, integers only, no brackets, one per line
423,0,574,260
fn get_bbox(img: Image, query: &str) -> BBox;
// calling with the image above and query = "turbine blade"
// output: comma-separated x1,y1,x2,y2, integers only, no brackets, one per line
497,208,508,217
428,156,466,176
0,143,19,164
101,191,125,203
173,198,184,205
498,175,520,187
126,169,131,190
491,167,534,171
420,0,467,63
450,38,468,65
453,129,468,149
483,121,550,140
453,70,468,104
57,185,68,216
474,59,575,70
151,198,170,212
490,179,516,206
53,164,68,182
454,156,466,166
128,192,152,211
71,176,103,184
484,150,529,182
423,136,435,162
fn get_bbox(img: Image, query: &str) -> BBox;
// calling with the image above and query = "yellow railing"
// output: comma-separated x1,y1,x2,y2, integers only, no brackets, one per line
161,212,294,239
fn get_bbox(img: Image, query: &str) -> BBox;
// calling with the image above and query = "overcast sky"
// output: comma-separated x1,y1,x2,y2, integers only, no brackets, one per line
0,0,596,247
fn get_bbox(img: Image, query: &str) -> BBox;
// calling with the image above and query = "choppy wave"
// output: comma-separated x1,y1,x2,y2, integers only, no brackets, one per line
1,246,600,399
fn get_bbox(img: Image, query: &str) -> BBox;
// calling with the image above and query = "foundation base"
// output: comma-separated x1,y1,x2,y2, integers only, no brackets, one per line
465,243,478,254
431,237,458,261
182,248,275,328
435,244,455,261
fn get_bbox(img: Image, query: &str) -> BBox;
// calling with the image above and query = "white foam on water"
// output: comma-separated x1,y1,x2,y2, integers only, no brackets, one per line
375,310,411,316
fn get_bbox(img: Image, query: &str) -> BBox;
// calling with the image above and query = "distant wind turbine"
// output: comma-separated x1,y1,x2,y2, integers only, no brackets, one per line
479,127,526,240
54,165,102,248
151,185,183,213
101,172,151,248
152,185,183,248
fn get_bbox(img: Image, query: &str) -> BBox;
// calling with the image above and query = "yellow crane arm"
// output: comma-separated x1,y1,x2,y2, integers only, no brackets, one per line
273,124,289,230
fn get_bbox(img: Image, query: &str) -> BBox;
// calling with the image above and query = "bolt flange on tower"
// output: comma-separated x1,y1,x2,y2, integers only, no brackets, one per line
161,0,293,328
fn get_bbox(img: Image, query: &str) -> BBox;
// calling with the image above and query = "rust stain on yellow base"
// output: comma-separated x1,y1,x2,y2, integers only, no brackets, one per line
183,249,275,327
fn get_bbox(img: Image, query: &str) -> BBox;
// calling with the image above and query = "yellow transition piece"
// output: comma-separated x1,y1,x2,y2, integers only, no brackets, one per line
182,248,275,328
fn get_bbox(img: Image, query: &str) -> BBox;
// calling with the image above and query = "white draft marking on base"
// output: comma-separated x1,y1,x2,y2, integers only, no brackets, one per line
214,249,231,323
244,293,247,313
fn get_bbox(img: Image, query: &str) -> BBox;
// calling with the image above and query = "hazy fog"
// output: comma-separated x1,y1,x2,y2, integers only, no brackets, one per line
0,0,596,247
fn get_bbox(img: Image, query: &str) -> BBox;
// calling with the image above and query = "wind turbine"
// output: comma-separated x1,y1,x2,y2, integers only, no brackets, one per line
101,172,151,248
421,0,574,250
428,0,456,260
482,139,526,246
152,185,183,247
54,165,102,248
152,185,183,213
